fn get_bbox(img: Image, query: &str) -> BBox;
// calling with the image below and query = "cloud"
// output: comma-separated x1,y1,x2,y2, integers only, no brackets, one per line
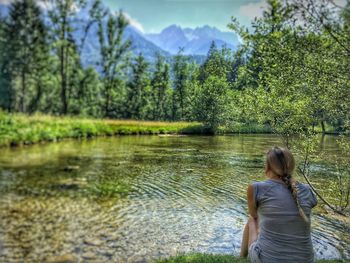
240,0,347,20
123,12,145,33
0,0,13,5
37,1,54,10
239,0,268,20
333,0,347,7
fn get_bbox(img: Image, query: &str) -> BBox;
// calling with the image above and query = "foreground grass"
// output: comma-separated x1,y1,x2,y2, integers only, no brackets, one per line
0,112,272,147
155,254,350,263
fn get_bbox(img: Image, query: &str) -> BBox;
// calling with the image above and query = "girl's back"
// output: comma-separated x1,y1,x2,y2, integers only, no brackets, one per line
253,179,318,263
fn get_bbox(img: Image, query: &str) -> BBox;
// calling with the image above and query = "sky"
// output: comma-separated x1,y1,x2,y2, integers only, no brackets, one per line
0,0,346,34
103,0,269,33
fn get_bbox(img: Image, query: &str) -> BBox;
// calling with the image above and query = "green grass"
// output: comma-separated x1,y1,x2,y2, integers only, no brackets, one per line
219,122,272,134
0,112,278,147
155,254,350,263
0,112,206,147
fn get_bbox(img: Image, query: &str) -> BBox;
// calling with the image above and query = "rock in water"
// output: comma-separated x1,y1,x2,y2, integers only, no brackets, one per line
84,238,103,246
47,254,79,263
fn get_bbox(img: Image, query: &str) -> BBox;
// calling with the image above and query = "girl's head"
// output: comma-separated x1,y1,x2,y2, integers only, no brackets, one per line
265,146,295,178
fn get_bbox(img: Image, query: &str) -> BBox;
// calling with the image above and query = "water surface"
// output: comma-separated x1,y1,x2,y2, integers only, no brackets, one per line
0,135,349,262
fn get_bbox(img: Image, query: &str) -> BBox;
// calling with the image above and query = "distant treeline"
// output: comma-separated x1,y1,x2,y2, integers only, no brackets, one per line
0,0,349,134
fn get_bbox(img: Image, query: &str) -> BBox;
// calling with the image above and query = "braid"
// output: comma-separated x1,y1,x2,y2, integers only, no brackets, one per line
272,147,309,223
281,174,309,223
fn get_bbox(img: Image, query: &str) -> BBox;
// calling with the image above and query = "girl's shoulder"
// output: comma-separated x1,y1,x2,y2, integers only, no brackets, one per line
251,179,278,195
296,182,318,208
250,179,277,206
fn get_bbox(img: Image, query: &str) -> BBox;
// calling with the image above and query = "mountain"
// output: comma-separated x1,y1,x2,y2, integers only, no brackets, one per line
78,23,171,68
145,25,188,55
73,3,171,68
145,25,240,55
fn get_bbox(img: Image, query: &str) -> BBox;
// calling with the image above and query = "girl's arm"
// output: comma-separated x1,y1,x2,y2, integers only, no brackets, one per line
247,184,258,219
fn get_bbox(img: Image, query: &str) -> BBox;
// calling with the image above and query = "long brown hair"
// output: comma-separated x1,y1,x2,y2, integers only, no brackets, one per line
266,147,308,222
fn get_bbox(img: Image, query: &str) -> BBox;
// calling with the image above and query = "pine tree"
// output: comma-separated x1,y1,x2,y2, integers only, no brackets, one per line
151,54,172,120
199,41,229,83
0,14,12,111
69,66,103,117
3,0,48,113
194,76,231,134
172,49,190,121
127,53,151,120
185,62,201,121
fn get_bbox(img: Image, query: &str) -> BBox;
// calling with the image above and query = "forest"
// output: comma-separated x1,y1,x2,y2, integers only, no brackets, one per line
0,0,348,135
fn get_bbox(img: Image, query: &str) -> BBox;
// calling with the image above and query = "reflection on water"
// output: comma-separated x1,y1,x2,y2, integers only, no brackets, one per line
0,135,349,262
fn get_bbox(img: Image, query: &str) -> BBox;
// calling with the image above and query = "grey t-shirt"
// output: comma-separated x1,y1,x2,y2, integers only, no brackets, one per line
252,179,318,263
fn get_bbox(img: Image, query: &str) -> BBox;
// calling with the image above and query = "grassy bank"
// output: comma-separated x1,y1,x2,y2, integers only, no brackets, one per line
0,112,205,147
0,112,273,147
155,254,350,263
219,122,272,134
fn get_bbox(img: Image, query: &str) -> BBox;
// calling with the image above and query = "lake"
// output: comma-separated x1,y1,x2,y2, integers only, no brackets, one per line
0,135,349,262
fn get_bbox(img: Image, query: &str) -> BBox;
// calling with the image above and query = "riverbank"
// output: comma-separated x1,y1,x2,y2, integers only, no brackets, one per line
0,112,202,147
0,112,270,147
155,254,350,263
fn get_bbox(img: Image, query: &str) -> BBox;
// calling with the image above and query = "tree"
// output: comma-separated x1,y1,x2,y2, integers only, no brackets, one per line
68,66,103,117
97,10,131,117
199,41,231,84
126,53,151,120
151,54,172,120
289,0,350,133
172,49,190,121
0,14,12,111
291,0,350,58
194,76,231,134
3,0,48,113
79,0,107,56
185,62,201,122
229,0,350,214
46,0,87,114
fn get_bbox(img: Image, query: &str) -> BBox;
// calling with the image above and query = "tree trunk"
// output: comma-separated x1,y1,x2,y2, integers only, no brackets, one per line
105,81,110,117
20,70,26,112
28,81,42,114
60,45,68,114
321,120,326,134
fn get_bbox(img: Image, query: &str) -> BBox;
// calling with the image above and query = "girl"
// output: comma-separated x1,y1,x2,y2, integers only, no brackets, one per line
240,147,318,263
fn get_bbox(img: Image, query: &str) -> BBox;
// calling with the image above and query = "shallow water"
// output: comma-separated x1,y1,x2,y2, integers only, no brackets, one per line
0,135,349,262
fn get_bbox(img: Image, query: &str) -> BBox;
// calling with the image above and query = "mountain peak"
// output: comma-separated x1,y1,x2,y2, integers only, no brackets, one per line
145,25,239,56
161,24,183,34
